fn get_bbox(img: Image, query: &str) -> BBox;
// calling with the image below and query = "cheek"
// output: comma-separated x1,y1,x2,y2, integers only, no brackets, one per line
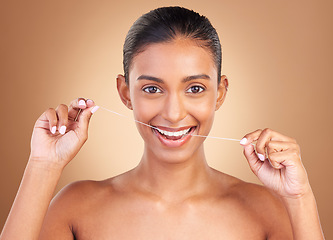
131,96,158,141
187,93,216,129
192,102,215,123
131,90,162,122
189,91,217,114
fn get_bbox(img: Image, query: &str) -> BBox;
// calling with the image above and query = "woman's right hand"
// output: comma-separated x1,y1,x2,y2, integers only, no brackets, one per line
29,98,99,170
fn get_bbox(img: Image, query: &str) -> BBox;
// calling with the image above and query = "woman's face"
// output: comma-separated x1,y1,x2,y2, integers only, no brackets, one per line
119,39,227,163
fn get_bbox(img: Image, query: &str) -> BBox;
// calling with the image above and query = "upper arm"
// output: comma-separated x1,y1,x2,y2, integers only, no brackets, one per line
38,181,87,240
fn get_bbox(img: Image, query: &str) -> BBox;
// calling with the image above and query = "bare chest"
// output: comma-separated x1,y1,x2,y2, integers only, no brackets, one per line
72,200,267,240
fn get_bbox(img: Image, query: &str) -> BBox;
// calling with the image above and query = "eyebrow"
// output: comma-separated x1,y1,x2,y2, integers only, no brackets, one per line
182,74,210,83
137,74,211,83
137,75,163,83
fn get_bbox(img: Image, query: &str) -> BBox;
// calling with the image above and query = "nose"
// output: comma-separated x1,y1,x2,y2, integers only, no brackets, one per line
161,92,187,124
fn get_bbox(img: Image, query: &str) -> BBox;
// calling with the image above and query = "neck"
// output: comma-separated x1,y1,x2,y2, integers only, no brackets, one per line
133,144,213,202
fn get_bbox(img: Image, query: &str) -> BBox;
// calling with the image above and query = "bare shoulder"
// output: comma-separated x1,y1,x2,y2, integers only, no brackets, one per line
43,180,106,220
214,170,286,212
214,170,293,239
39,179,113,239
226,175,282,209
53,179,112,201
49,177,120,212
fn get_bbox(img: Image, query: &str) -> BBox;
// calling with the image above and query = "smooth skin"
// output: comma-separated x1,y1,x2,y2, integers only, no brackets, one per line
0,39,324,239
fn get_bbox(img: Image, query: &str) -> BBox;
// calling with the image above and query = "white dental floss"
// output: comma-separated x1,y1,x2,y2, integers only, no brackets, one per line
98,106,243,143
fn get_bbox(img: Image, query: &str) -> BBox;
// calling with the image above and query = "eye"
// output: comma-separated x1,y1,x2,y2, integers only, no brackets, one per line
186,85,205,94
142,86,162,94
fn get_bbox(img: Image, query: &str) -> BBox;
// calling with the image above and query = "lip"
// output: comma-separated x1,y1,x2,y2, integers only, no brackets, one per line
152,126,197,148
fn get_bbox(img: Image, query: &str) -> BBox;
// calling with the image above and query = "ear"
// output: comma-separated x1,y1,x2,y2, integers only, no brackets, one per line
215,75,229,111
116,74,132,110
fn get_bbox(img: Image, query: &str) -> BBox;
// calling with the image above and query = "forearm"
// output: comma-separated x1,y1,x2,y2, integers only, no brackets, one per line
282,189,325,240
0,159,63,239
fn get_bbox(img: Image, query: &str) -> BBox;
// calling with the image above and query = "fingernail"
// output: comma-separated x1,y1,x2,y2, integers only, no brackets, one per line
79,100,86,107
257,153,265,161
59,126,66,135
51,126,56,134
91,106,100,114
87,99,94,105
240,138,247,145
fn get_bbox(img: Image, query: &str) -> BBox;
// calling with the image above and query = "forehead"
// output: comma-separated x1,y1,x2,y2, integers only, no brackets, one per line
129,39,217,83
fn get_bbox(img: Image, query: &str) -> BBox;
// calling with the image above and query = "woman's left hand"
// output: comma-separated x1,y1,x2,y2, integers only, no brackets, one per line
241,128,311,199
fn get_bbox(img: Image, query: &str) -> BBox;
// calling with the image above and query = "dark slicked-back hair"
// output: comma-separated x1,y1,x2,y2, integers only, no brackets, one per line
123,6,222,84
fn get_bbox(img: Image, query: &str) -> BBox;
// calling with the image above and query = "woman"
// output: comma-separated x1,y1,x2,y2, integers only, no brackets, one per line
0,6,324,239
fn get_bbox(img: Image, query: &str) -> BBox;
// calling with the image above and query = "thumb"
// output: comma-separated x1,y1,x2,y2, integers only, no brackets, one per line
76,106,99,137
243,143,263,176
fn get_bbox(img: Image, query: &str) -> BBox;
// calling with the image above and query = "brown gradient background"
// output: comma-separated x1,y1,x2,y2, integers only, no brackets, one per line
1,0,332,237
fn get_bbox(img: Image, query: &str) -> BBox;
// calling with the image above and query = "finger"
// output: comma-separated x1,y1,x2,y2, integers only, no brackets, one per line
256,128,296,161
243,143,264,175
86,99,95,108
240,129,265,161
266,141,300,156
74,99,97,123
267,149,302,169
68,98,89,120
44,108,58,134
240,129,262,145
55,104,69,135
75,104,99,140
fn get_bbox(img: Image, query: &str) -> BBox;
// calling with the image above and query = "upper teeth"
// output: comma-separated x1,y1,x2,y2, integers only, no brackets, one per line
156,127,191,137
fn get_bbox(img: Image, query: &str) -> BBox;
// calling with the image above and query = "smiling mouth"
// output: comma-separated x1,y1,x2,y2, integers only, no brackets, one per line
153,126,196,141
